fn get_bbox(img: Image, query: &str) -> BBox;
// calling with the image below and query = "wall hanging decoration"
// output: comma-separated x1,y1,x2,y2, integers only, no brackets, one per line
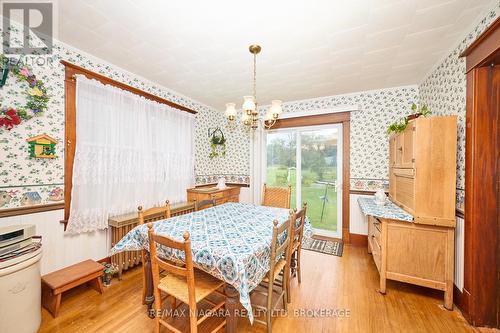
0,54,9,87
0,54,50,130
0,191,13,208
48,187,64,201
208,127,226,159
27,134,58,158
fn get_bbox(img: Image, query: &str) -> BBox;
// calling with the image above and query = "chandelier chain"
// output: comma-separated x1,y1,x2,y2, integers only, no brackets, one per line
253,52,257,101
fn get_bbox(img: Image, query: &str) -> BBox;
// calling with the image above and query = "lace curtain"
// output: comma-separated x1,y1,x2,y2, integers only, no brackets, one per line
67,75,195,234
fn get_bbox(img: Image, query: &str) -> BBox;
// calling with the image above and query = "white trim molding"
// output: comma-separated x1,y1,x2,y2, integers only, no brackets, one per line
279,105,358,119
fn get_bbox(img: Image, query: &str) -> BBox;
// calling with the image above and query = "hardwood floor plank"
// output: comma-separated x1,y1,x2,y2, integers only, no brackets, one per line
39,245,477,333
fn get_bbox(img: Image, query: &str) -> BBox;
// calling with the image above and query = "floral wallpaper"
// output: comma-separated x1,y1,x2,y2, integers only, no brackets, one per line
1,1,498,210
0,23,234,209
419,2,499,211
214,85,419,192
279,85,418,191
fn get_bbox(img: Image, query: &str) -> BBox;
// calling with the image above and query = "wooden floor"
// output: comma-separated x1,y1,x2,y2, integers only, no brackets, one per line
39,245,477,333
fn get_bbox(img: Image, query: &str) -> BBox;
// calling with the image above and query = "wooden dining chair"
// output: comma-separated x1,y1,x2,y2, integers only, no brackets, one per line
194,198,216,211
286,203,307,303
137,200,172,304
252,218,292,333
147,223,226,333
261,183,292,209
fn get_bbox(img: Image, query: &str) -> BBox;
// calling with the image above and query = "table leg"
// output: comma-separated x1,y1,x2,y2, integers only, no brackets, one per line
225,284,239,333
143,251,155,318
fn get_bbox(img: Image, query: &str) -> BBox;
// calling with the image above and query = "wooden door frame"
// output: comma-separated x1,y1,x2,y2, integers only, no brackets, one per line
459,17,500,328
270,112,351,242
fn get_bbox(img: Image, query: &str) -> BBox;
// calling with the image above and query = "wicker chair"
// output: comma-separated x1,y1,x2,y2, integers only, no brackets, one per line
137,200,172,304
261,184,292,209
252,218,292,332
147,224,226,333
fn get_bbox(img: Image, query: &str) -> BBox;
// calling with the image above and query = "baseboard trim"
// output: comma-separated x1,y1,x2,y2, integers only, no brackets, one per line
349,233,368,247
453,285,471,322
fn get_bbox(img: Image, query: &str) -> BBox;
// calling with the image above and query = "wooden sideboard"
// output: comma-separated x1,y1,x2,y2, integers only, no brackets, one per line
186,186,240,205
367,213,454,310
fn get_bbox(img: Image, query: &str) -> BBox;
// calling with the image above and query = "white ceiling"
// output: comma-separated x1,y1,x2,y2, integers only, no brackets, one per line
58,0,492,109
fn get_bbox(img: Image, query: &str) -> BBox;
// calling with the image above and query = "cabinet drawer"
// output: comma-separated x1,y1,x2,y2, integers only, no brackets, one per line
393,168,414,178
210,192,224,199
371,231,381,252
372,220,381,245
226,195,239,203
228,187,240,196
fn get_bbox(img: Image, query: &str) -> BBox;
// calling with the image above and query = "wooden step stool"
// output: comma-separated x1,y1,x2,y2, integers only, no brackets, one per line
41,259,104,317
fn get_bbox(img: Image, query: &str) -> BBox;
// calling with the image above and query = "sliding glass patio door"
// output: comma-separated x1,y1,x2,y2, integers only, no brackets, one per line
265,124,343,238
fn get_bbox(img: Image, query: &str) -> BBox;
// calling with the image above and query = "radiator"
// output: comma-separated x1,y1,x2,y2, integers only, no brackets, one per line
108,202,195,279
454,216,465,291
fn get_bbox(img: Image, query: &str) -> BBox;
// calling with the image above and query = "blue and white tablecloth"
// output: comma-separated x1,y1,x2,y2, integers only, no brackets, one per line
110,202,310,323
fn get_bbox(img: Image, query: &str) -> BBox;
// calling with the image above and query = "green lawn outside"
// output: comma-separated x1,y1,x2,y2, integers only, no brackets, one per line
265,166,338,231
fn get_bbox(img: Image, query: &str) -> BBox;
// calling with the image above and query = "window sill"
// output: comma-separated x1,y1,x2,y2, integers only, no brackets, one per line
0,202,64,218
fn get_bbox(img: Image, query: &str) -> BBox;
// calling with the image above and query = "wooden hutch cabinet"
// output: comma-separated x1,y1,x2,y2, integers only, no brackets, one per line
363,115,458,310
389,116,457,227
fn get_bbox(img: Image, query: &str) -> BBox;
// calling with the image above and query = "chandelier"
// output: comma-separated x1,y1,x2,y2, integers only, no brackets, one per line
224,44,282,130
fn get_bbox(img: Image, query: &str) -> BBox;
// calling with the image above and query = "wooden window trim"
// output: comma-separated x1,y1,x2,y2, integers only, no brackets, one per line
271,112,352,243
61,61,197,229
0,203,65,218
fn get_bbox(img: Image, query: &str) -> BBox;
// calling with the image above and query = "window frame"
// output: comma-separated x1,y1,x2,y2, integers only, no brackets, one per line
61,61,196,229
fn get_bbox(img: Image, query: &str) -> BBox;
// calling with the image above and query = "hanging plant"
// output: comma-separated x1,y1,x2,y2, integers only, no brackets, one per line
0,54,49,131
209,128,226,159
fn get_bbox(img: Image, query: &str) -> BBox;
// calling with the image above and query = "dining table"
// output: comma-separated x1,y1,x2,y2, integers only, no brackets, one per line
110,202,310,333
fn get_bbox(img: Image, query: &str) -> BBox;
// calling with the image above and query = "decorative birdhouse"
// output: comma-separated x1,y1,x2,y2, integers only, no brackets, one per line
26,134,58,158
20,191,42,206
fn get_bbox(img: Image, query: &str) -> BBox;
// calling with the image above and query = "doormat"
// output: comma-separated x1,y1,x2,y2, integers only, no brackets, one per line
302,236,343,257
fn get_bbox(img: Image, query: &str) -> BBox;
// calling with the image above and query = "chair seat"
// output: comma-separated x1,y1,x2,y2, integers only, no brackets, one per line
158,268,224,304
262,259,287,283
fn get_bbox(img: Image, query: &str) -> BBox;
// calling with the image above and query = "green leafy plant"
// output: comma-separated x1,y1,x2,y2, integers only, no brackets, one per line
411,103,431,117
0,54,50,130
209,128,226,159
386,117,408,135
387,103,431,135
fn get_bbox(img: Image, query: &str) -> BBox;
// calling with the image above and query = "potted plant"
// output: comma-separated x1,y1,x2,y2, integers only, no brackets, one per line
387,103,431,135
407,103,430,120
102,263,117,286
209,128,226,159
386,117,408,135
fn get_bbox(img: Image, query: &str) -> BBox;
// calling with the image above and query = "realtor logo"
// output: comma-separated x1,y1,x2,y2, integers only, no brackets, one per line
2,2,53,55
